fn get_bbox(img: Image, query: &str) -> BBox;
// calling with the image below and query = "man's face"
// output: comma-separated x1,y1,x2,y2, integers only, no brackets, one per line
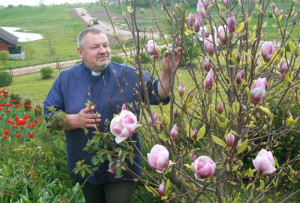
78,33,111,72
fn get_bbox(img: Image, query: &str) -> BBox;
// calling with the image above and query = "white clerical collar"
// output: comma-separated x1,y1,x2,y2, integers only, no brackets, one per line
91,71,101,76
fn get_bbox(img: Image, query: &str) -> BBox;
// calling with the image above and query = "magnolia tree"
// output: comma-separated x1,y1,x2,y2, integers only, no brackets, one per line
74,0,299,202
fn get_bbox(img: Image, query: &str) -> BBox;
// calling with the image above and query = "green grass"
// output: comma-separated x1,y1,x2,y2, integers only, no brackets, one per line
5,69,62,105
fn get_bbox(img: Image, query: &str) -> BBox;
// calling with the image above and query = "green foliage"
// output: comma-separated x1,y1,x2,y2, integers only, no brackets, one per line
0,71,13,87
111,55,125,64
40,66,54,79
0,50,10,66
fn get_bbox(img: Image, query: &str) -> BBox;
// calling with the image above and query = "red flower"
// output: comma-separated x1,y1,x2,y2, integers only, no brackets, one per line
0,103,3,106
12,125,16,129
21,119,26,124
36,109,41,113
5,103,11,107
30,105,33,109
20,103,23,106
0,116,2,120
26,123,30,128
15,116,19,121
28,133,34,138
4,129,9,135
2,135,7,140
25,104,30,107
15,104,19,108
16,134,21,138
31,123,36,128
0,107,2,111
35,119,39,123
6,109,10,113
16,120,22,125
20,126,24,130
24,115,30,120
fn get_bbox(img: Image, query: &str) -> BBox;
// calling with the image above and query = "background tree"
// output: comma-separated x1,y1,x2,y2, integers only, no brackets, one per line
0,50,10,67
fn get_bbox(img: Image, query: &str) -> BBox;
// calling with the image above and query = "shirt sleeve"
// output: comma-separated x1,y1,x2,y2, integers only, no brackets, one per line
43,73,65,122
143,71,170,105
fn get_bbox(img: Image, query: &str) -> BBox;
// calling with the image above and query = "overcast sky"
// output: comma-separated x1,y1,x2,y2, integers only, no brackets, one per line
0,0,98,7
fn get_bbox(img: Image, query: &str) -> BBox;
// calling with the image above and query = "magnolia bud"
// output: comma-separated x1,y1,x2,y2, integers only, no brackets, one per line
204,56,211,71
194,16,202,32
274,7,279,18
294,171,298,178
255,112,260,121
197,1,206,18
237,53,241,64
193,128,198,140
292,12,298,25
226,132,235,147
160,122,164,130
236,70,244,84
218,101,224,113
170,124,178,141
227,12,236,32
104,118,110,126
190,152,197,162
224,0,229,8
174,108,178,118
188,13,195,26
178,81,185,97
122,103,126,110
159,181,165,196
203,0,209,9
188,88,194,99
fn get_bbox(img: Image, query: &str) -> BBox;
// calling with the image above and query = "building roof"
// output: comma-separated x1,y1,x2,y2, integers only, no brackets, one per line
0,27,21,46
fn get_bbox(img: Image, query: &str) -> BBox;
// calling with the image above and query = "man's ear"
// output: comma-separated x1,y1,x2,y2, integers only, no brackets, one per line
78,47,83,59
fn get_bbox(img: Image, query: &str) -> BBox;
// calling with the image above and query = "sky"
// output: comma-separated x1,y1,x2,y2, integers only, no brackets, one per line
0,0,98,7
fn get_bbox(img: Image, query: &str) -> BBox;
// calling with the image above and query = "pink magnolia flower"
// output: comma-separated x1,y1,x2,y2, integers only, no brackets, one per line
149,111,159,125
278,60,289,77
194,16,202,32
188,13,196,26
206,70,215,89
147,144,170,173
261,41,276,62
192,156,216,180
227,12,236,32
204,36,215,55
110,110,139,144
203,28,210,38
146,40,159,57
236,70,244,84
108,161,121,175
197,1,206,18
205,56,211,71
203,0,209,9
170,124,178,141
274,7,279,18
223,0,229,8
178,81,185,97
158,181,165,196
217,25,229,44
253,149,276,176
218,101,224,114
121,103,126,110
251,77,267,104
226,131,235,147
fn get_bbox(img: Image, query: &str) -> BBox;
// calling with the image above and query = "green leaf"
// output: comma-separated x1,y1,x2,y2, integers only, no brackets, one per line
145,185,159,197
216,117,224,128
246,183,253,191
231,52,238,65
288,41,296,54
258,179,264,191
232,101,240,115
278,14,283,22
287,116,296,127
259,106,271,115
237,139,248,154
165,179,171,191
184,164,195,172
234,22,245,33
212,135,226,147
196,125,206,141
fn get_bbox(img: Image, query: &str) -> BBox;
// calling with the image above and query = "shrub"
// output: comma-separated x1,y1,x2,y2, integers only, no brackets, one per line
111,55,124,64
0,71,13,87
40,66,54,79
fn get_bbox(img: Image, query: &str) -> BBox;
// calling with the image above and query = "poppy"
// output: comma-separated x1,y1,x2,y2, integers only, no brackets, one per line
2,135,7,140
4,130,9,135
28,133,34,138
16,134,21,138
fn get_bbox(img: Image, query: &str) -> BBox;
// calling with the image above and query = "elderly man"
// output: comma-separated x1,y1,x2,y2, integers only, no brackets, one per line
44,27,181,203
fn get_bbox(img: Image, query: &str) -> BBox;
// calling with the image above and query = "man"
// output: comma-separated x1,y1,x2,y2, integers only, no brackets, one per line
44,27,181,203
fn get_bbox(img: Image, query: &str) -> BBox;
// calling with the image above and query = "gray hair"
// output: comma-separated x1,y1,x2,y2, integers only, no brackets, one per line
77,27,107,49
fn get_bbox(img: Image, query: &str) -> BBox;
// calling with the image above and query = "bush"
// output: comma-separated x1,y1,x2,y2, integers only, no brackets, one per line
111,55,124,64
0,71,13,87
40,66,54,79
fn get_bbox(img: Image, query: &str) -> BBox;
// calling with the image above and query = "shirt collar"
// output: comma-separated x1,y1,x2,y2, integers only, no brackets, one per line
81,61,109,76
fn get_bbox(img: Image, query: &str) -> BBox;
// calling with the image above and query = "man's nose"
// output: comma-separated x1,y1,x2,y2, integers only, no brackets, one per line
98,46,106,53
